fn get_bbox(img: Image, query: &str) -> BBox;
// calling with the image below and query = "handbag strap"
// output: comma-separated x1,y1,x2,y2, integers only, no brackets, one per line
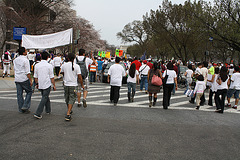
140,65,147,73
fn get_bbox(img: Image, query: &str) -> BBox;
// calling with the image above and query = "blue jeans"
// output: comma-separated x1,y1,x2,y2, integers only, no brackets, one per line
127,82,136,94
35,86,51,115
172,82,176,94
90,72,96,82
15,80,32,112
140,75,148,91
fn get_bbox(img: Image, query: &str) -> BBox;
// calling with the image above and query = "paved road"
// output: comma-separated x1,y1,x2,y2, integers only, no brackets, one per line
0,82,240,160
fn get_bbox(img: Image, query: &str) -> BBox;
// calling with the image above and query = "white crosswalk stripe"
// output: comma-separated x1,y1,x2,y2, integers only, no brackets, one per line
0,83,239,114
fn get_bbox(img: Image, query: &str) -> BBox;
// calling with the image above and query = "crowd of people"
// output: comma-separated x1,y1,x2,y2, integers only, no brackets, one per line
1,48,240,121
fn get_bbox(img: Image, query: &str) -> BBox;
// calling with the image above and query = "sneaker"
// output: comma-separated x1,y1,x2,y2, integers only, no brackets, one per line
77,103,82,107
46,112,51,115
189,100,194,104
82,99,87,108
34,114,42,119
65,115,72,121
227,104,232,108
195,106,200,110
24,110,30,114
149,102,152,108
232,106,237,109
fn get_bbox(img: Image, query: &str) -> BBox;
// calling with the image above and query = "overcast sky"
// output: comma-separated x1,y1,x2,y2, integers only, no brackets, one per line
72,0,213,46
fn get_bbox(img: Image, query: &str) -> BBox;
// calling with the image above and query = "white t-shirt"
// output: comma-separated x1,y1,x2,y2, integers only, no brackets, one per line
13,55,30,82
53,57,62,67
211,74,219,92
61,62,81,86
217,77,229,90
200,67,208,83
163,70,177,84
27,53,36,61
108,64,125,87
231,72,240,90
185,69,193,78
127,70,139,83
195,67,201,75
139,64,150,76
34,60,54,89
194,81,206,94
229,68,234,76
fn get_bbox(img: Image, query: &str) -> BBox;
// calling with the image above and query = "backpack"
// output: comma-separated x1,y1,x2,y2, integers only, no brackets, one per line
76,56,88,79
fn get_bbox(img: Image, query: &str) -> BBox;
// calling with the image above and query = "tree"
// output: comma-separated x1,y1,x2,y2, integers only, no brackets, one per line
117,20,149,54
0,3,7,54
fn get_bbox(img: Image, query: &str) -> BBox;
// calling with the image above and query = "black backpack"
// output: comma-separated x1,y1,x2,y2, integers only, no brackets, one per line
76,56,88,79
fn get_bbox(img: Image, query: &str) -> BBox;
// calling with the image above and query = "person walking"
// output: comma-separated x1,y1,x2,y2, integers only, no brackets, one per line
61,53,84,121
27,50,36,72
89,60,98,84
148,62,162,107
139,60,150,93
162,62,178,109
215,66,230,113
32,56,41,93
184,64,193,90
53,53,62,78
2,51,11,78
207,67,219,106
97,57,104,82
226,66,240,109
127,63,139,102
33,51,56,119
13,47,33,113
193,75,206,110
107,57,126,106
75,49,95,108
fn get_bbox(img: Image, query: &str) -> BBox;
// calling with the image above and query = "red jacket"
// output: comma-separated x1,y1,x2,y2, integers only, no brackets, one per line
173,65,178,74
132,60,142,71
147,62,153,69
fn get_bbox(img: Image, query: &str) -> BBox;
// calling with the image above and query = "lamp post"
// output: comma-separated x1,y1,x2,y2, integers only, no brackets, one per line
205,37,213,61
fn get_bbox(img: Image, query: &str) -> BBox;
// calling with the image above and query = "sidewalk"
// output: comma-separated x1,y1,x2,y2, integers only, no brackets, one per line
0,68,61,90
0,69,16,90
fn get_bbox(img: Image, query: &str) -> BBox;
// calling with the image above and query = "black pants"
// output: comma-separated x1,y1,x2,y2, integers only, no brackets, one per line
110,86,120,104
208,89,216,106
163,84,174,108
55,67,60,76
215,89,227,112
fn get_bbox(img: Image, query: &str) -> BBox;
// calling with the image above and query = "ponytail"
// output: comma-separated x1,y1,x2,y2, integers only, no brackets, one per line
72,61,74,71
67,53,76,71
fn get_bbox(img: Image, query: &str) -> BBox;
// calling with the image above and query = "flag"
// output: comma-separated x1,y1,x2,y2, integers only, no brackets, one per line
115,49,119,57
101,51,106,58
98,51,102,56
119,50,123,57
141,51,146,60
106,52,111,58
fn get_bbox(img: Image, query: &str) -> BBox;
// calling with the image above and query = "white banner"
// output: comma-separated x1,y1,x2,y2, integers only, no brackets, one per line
22,28,73,49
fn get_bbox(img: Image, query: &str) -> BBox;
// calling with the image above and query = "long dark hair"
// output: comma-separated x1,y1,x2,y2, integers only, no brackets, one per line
129,63,136,78
219,66,228,82
68,53,76,71
153,62,158,71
